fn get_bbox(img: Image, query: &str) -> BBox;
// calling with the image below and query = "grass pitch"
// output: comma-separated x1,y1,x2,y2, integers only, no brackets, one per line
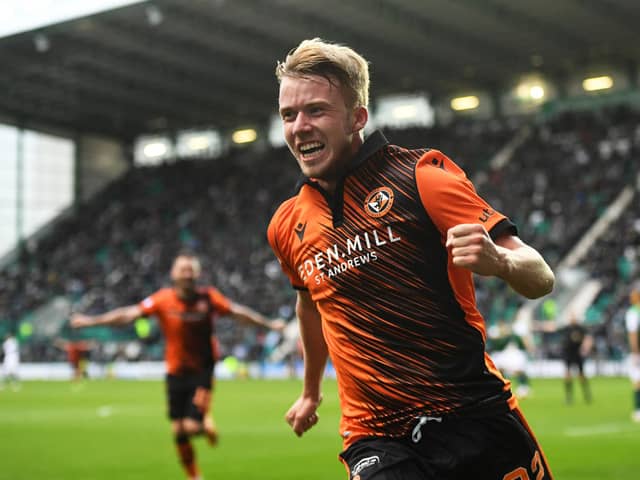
0,376,638,479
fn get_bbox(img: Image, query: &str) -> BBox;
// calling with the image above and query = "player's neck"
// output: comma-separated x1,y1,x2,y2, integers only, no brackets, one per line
175,286,197,301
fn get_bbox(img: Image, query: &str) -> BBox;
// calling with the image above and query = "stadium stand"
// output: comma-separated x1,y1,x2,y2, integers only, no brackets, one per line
0,106,638,365
476,106,640,325
0,146,301,362
0,1,638,374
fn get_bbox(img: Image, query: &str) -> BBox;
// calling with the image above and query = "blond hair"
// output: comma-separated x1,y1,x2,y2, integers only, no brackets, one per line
275,38,370,109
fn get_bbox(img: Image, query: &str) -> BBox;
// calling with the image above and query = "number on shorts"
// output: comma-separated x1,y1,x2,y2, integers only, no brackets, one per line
531,451,544,480
503,450,546,480
503,467,529,480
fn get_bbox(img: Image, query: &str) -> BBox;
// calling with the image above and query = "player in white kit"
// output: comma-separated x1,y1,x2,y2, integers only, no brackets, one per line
2,332,20,391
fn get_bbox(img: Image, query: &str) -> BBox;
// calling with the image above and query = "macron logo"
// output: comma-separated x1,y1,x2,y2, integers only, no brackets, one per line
294,221,307,242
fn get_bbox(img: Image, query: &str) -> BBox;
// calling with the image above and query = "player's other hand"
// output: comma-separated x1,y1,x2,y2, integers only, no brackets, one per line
70,313,94,329
269,318,287,332
446,223,505,277
285,394,322,437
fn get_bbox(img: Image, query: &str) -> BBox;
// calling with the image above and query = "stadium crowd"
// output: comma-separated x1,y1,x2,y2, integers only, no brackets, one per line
0,106,638,364
476,106,640,358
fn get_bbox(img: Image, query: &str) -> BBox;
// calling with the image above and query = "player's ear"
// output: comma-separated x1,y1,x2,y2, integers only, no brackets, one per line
351,106,368,133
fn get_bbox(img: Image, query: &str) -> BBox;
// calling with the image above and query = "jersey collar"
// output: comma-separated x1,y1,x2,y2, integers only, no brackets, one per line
346,129,390,172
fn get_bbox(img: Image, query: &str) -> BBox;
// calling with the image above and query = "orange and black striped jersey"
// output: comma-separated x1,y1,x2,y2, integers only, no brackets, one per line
268,131,519,449
139,287,231,375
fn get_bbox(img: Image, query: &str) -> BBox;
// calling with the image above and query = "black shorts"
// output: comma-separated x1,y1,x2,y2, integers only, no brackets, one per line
165,370,213,421
564,354,584,374
340,407,552,480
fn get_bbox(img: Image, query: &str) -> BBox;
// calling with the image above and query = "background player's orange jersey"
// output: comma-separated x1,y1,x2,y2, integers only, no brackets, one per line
139,287,231,375
65,341,92,366
268,131,518,448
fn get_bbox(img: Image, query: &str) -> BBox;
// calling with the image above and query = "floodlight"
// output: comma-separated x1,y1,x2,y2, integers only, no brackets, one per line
582,76,613,92
451,96,479,111
232,128,257,144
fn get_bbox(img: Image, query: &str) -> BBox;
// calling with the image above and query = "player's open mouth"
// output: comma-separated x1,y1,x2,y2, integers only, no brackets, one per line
299,141,325,159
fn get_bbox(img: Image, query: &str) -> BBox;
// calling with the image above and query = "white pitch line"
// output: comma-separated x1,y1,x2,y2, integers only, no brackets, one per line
564,423,638,437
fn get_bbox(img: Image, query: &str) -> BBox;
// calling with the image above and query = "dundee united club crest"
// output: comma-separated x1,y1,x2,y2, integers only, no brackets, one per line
364,187,394,218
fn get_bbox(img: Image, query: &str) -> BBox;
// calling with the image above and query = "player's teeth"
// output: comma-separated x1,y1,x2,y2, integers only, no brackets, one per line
301,142,322,152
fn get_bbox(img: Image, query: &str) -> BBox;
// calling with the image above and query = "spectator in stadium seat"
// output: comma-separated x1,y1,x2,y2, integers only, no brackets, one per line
71,252,285,480
625,287,640,422
268,38,555,480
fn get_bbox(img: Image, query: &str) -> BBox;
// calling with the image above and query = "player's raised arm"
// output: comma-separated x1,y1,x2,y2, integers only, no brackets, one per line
71,305,143,328
227,302,286,331
446,223,554,299
285,290,327,437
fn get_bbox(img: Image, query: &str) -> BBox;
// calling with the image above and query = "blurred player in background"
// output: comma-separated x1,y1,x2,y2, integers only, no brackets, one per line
54,337,96,381
72,252,285,480
560,312,593,404
2,332,20,391
269,38,555,479
536,311,593,404
625,287,640,422
488,321,533,399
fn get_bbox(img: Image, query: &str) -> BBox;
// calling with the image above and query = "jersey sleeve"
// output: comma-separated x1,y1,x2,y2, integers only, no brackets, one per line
267,200,306,290
415,149,516,240
207,287,232,315
138,290,164,316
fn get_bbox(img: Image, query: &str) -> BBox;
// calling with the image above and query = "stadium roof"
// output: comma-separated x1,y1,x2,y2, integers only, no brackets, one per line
0,0,638,140
0,0,145,39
